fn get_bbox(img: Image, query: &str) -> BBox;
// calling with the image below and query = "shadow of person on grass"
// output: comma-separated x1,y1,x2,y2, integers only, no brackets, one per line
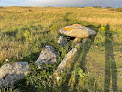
104,24,118,92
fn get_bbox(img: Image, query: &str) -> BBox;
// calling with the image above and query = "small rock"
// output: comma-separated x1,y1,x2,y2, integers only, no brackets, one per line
0,62,30,89
73,37,81,43
75,43,83,48
35,45,58,69
57,36,67,47
82,38,91,43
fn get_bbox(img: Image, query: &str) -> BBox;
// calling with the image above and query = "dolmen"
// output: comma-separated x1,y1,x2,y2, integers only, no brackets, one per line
55,24,96,73
58,24,96,42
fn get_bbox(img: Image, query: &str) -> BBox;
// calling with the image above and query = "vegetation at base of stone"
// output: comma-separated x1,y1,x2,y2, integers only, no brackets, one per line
0,62,102,92
0,7,122,92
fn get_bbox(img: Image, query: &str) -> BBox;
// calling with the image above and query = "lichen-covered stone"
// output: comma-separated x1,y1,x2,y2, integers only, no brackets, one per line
0,62,30,89
58,24,96,38
54,42,84,73
35,45,58,69
55,47,78,73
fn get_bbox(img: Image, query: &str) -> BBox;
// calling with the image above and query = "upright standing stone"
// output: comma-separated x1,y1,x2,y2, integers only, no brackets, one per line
35,45,58,69
57,36,67,47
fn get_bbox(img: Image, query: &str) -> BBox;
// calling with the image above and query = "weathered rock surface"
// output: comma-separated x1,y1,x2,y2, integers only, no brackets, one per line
58,24,96,38
55,43,83,73
35,45,58,69
0,62,30,89
57,36,67,47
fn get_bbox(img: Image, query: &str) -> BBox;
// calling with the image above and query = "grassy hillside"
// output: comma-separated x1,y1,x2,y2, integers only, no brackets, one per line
0,7,122,92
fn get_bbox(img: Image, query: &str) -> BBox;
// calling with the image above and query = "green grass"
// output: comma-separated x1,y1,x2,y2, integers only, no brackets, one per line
0,7,122,92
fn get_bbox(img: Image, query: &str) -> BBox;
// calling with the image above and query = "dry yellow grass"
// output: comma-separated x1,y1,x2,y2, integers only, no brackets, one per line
0,7,122,30
0,7,122,62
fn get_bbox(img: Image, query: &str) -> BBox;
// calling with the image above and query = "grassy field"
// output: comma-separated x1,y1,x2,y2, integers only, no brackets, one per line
0,6,122,92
